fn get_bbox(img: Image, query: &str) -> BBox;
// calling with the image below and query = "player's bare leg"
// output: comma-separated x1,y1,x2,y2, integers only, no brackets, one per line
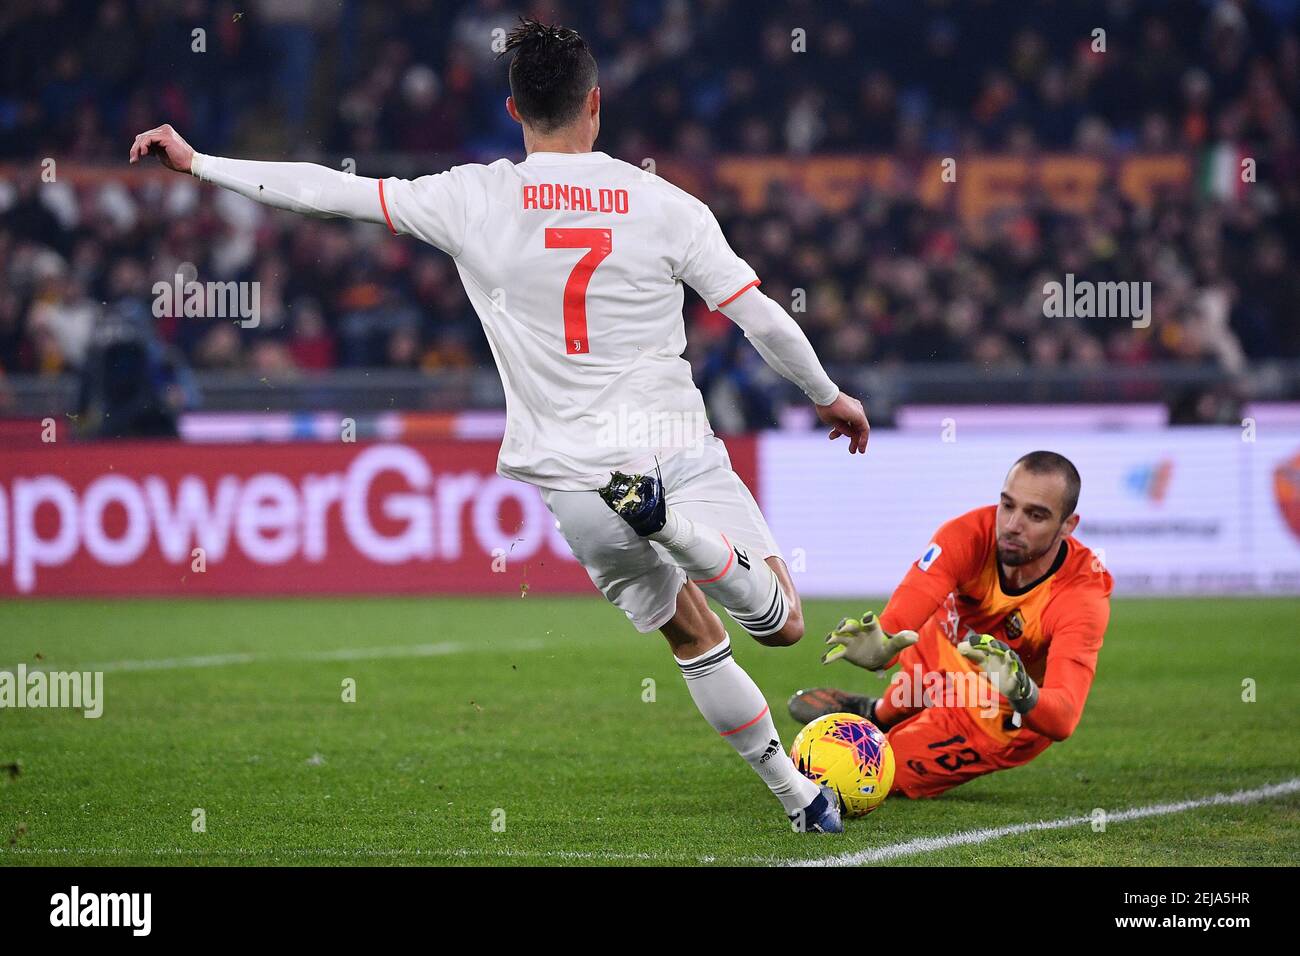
600,470,799,645
660,558,804,651
758,555,803,647
661,579,840,832
659,577,727,657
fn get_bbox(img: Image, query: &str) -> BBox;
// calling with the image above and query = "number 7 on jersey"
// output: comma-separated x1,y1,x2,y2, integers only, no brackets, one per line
545,227,612,355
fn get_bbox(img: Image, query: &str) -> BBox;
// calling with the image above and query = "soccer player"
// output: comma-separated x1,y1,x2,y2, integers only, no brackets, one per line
788,452,1113,799
130,19,867,833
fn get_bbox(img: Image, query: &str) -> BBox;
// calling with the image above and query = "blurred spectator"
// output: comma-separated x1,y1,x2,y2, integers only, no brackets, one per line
76,299,196,438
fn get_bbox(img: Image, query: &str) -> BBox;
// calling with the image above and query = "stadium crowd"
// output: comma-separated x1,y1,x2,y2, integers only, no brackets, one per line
1,0,1297,408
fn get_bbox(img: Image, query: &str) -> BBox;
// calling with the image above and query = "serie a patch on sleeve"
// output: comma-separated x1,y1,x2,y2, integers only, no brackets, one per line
917,543,942,571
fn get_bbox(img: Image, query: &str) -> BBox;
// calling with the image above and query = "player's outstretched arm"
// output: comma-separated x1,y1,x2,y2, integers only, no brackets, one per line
129,124,389,226
719,287,870,453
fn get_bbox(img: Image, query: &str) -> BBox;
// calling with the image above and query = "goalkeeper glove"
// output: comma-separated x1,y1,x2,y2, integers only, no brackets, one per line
957,634,1039,713
822,611,918,671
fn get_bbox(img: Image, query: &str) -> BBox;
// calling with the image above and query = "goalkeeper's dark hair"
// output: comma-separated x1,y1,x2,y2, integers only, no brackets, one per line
500,18,598,133
1013,451,1082,518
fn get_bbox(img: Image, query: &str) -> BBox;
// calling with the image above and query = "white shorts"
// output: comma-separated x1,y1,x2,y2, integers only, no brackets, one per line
541,435,782,633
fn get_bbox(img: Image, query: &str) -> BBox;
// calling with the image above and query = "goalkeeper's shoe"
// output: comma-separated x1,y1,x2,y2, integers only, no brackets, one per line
597,469,666,537
788,687,877,725
789,784,844,834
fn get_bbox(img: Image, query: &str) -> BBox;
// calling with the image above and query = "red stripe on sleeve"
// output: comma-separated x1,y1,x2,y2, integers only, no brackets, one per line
378,179,397,235
717,278,761,308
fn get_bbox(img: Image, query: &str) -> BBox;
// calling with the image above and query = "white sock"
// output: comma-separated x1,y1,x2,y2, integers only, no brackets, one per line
652,512,789,638
676,635,819,814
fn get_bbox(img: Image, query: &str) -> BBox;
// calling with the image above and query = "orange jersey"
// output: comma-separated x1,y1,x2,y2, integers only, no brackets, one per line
879,505,1113,743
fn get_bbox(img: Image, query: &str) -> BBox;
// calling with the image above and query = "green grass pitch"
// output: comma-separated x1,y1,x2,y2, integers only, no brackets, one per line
1,595,1297,866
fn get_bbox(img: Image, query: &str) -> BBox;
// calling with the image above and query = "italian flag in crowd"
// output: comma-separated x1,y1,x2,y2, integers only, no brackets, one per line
1198,141,1250,201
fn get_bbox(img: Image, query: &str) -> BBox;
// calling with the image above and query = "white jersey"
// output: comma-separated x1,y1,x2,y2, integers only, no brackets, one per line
380,151,759,491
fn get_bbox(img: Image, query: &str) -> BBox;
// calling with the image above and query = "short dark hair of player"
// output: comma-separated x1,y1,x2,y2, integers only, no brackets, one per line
1013,450,1082,519
500,18,598,133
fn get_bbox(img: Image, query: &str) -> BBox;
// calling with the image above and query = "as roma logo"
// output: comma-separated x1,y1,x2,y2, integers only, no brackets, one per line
1275,452,1300,542
1003,609,1025,642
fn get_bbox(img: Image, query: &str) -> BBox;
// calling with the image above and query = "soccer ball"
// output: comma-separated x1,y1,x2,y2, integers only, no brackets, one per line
790,712,895,816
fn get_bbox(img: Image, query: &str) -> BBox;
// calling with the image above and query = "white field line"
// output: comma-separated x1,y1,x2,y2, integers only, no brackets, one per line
783,777,1300,867
2,639,547,675
4,779,1296,867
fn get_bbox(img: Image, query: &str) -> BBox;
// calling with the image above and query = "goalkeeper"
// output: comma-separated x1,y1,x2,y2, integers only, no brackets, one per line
789,452,1112,798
